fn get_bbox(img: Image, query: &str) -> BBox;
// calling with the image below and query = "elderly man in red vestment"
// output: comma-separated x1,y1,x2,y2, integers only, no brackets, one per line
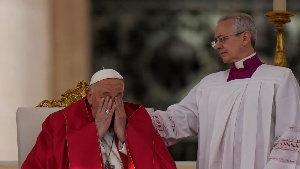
22,69,176,169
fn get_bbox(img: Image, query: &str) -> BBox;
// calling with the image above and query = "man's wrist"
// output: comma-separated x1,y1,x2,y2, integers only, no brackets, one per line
115,130,125,143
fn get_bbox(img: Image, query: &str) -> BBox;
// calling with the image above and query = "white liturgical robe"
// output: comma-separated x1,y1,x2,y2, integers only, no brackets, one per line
150,64,300,169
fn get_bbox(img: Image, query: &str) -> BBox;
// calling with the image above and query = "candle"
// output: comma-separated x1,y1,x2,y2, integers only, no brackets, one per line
273,0,286,11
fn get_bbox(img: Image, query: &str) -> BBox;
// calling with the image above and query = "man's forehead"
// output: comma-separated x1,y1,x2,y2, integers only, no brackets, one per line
215,20,234,36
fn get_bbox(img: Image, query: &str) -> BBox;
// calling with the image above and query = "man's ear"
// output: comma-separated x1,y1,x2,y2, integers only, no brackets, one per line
242,31,251,46
86,89,92,105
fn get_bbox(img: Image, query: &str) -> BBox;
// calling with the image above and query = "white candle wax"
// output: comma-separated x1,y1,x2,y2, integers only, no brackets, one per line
273,0,286,11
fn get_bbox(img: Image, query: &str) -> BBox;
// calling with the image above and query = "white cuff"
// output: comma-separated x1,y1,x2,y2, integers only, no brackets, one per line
266,127,300,169
265,159,300,169
99,139,106,153
118,140,127,155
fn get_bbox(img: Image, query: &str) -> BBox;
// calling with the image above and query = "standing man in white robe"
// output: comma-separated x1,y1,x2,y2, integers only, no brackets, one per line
150,13,300,169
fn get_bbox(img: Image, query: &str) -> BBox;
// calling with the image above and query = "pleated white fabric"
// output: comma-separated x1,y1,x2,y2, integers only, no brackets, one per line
151,64,300,169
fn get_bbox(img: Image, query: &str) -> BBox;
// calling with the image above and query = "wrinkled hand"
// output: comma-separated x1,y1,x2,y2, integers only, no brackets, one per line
113,96,127,142
94,96,116,138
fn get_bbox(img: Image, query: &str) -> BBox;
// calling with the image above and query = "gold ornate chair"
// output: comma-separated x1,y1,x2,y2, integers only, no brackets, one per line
36,80,89,107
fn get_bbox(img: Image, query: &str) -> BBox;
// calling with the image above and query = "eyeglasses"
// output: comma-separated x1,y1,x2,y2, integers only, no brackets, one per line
211,32,244,48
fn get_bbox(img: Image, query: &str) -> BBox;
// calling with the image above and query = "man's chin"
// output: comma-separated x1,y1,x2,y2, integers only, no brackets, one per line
220,54,227,61
220,56,233,64
221,57,230,63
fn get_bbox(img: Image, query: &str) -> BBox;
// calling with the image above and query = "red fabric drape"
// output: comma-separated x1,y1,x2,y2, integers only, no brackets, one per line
22,98,176,169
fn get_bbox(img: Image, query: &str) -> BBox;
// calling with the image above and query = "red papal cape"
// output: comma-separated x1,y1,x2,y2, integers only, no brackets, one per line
22,98,176,169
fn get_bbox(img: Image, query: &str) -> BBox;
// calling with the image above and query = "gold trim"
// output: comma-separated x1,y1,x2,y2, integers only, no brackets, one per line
60,112,71,169
127,104,142,120
37,80,89,107
125,130,136,169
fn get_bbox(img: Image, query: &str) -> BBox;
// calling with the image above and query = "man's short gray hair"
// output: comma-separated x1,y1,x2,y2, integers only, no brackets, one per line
218,13,257,48
89,84,95,93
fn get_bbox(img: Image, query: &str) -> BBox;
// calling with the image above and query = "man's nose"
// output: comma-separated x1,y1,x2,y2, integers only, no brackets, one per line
213,42,222,50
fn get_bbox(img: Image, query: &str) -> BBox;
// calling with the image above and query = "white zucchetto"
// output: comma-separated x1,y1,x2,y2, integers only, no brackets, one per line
90,69,123,85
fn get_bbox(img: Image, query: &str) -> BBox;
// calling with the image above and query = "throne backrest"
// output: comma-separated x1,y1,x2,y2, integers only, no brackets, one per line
16,80,89,168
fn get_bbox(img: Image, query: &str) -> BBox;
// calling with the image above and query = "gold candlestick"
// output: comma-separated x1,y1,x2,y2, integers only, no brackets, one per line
265,11,294,67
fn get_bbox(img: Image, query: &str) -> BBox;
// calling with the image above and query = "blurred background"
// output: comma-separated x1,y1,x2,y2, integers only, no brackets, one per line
1,0,300,166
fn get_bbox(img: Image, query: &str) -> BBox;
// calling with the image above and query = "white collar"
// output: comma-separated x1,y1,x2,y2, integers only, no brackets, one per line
234,52,256,69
